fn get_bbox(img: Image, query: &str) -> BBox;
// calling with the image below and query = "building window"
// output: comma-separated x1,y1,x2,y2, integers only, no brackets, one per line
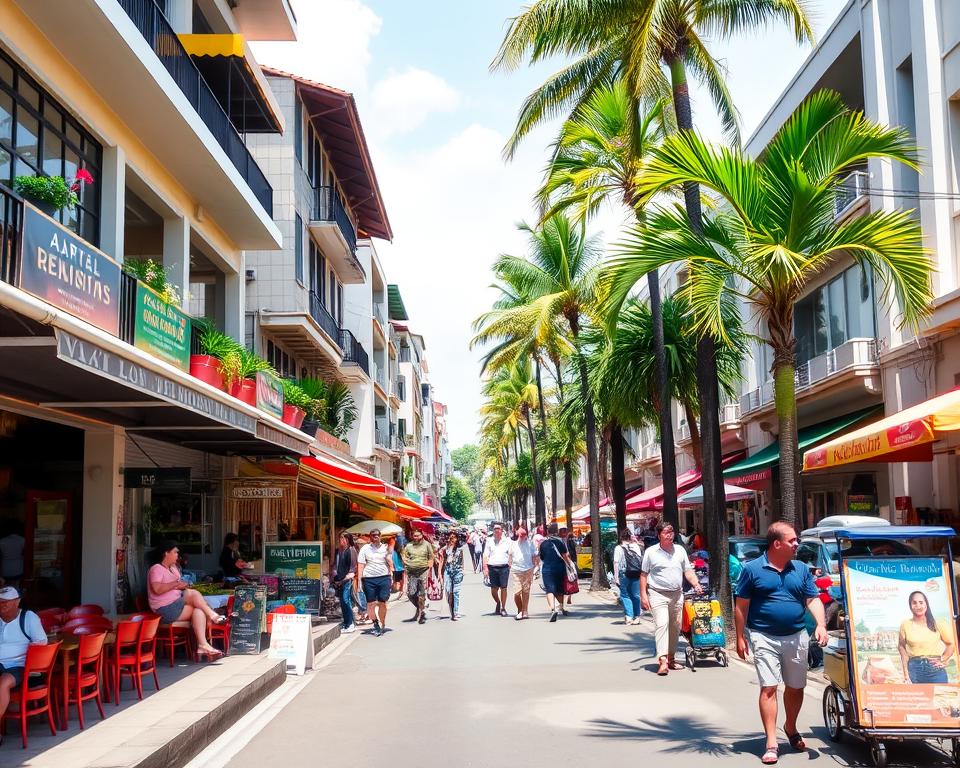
794,263,876,365
0,48,101,244
294,97,302,166
397,379,406,402
295,214,303,285
336,282,343,326
266,339,297,378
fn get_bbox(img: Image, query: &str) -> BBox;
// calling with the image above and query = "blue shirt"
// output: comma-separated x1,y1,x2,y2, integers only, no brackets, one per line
735,554,819,637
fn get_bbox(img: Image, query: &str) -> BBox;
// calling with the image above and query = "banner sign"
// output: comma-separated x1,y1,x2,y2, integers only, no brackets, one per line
256,369,284,419
844,557,960,727
263,541,322,579
19,204,121,335
133,282,190,371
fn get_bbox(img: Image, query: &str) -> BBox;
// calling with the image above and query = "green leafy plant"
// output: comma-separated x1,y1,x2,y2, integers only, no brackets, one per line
14,169,93,211
193,318,242,360
298,377,357,437
221,347,273,388
281,379,311,410
122,258,182,306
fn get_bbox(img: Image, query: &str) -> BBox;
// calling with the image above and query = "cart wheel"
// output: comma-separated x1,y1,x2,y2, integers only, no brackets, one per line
717,649,729,667
870,740,887,768
822,686,842,742
685,646,695,670
952,738,960,767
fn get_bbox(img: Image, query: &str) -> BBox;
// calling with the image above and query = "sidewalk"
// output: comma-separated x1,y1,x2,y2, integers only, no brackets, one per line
6,623,340,768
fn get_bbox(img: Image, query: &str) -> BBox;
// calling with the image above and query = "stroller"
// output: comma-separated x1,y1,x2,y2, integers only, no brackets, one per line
681,552,729,668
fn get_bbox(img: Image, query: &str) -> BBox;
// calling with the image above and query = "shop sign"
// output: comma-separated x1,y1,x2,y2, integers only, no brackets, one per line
279,576,322,614
232,486,284,499
19,205,121,335
124,467,192,492
847,493,874,515
256,370,283,419
263,541,322,579
268,614,314,675
844,557,960,727
56,331,255,433
229,584,267,655
133,282,191,372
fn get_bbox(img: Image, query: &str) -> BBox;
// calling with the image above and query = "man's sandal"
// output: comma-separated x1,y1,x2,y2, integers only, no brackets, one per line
761,745,778,764
784,730,806,751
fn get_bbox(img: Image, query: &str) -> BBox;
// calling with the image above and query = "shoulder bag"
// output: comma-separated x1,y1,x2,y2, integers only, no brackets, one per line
553,540,580,594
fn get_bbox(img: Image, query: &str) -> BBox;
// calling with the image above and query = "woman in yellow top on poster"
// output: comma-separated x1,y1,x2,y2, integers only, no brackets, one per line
898,590,955,684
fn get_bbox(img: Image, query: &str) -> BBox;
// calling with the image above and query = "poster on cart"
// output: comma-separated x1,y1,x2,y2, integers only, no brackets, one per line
845,557,960,727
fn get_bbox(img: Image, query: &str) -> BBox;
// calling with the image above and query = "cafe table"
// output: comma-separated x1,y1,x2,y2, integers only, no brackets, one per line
48,627,116,729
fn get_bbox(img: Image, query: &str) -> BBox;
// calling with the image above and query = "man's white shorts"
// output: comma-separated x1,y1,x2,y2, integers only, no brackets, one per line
748,629,809,689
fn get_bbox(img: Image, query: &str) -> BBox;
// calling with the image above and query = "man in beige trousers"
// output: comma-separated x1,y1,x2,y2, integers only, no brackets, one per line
640,521,702,676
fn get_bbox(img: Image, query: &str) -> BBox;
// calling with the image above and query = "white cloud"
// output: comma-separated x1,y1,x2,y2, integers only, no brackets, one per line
250,0,381,91
368,68,461,138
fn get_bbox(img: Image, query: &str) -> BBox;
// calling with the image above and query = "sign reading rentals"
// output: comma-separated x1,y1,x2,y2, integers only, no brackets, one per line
844,557,960,727
19,204,121,335
133,282,191,371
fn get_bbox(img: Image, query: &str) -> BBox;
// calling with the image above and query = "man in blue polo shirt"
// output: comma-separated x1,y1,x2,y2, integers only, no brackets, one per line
735,521,828,765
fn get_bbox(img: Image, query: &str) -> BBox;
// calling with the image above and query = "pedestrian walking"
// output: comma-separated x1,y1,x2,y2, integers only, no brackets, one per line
483,523,512,616
510,527,538,620
466,531,477,574
391,539,407,601
439,529,465,620
358,529,394,636
539,522,574,622
333,533,358,633
402,528,435,624
352,537,369,624
562,528,578,607
613,529,644,625
734,521,828,765
640,521,703,676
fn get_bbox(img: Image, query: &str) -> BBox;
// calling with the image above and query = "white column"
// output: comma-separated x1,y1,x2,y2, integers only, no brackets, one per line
162,215,190,307
81,427,125,614
165,0,192,33
223,269,245,343
99,145,125,261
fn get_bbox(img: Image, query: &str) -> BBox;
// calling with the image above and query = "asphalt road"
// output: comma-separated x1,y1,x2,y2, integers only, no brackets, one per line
209,572,957,768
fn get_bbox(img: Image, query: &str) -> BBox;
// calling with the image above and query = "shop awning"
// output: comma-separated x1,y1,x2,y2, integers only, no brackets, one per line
801,394,960,471
679,483,756,507
626,468,703,512
722,405,883,481
299,455,431,518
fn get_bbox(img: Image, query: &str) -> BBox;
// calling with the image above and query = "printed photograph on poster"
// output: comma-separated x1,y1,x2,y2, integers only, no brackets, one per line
845,557,960,726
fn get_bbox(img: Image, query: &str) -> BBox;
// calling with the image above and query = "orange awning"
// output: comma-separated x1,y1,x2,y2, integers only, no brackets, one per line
299,455,430,518
800,391,960,471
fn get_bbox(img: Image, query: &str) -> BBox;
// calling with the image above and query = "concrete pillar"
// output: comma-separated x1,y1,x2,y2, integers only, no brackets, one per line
99,145,125,261
162,215,190,307
165,0,192,34
81,427,124,614
223,269,245,344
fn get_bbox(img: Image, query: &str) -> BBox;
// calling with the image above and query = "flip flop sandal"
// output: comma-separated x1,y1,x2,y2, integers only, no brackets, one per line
668,661,685,670
761,746,778,764
785,731,806,751
657,662,669,676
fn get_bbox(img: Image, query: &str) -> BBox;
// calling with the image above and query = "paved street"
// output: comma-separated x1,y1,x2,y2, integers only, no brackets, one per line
190,572,955,768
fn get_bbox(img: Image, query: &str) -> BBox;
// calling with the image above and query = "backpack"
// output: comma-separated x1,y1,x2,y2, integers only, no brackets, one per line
622,545,642,577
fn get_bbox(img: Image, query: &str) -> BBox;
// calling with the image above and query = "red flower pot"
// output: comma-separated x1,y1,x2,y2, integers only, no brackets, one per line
190,355,225,390
228,378,257,406
282,404,306,429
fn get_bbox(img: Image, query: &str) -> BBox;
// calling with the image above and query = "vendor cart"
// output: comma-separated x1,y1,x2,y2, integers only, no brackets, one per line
821,525,960,767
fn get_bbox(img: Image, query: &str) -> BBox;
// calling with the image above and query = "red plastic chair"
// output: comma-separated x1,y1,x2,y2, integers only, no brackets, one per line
207,596,234,653
37,609,66,633
62,631,106,730
61,617,113,633
105,621,141,706
131,616,161,698
156,618,194,667
66,605,105,618
1,641,61,748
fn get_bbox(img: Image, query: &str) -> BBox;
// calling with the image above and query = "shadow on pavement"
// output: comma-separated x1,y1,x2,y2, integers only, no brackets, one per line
583,714,753,758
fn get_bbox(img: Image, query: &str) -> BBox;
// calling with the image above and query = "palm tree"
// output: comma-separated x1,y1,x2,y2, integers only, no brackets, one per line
538,407,585,530
607,90,933,526
476,213,608,589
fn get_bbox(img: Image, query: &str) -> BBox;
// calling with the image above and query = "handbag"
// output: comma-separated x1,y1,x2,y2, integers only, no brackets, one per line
553,540,579,589
427,569,444,601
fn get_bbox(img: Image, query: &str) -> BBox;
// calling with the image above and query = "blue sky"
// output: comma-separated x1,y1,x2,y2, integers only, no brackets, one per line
255,0,848,448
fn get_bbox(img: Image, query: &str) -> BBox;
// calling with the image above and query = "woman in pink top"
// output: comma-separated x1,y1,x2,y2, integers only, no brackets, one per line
148,541,225,658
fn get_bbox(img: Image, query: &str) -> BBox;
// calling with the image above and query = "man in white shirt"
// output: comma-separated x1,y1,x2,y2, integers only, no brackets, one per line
483,523,513,616
510,528,539,620
357,530,394,637
0,586,46,729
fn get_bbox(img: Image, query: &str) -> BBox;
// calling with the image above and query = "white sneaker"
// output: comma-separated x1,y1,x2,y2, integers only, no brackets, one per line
341,625,356,633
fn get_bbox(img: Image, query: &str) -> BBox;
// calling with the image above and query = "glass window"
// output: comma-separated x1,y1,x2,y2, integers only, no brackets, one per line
17,78,38,111
827,276,847,348
15,109,39,167
794,295,814,364
845,263,876,339
294,98,302,165
41,130,63,177
294,214,303,285
0,148,8,185
0,90,11,143
0,58,12,87
812,289,828,357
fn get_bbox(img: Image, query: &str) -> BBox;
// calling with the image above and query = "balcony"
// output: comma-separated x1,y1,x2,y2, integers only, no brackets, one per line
310,186,363,283
374,303,388,329
834,170,868,219
641,442,661,462
372,360,388,393
720,401,741,426
740,338,880,416
340,329,370,377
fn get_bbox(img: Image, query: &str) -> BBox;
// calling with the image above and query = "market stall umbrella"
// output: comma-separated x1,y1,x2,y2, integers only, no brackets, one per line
345,520,403,536
678,483,756,507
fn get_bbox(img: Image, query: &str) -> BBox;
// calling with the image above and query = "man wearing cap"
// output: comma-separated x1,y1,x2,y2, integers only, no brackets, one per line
0,586,46,730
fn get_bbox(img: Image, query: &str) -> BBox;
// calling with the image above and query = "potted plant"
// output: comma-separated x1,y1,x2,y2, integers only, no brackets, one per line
122,258,182,306
221,348,272,406
297,377,328,437
280,379,309,429
190,319,239,391
14,169,94,217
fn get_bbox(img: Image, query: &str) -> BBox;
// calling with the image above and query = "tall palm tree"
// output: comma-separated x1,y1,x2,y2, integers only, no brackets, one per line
476,213,608,589
539,406,585,530
607,90,933,526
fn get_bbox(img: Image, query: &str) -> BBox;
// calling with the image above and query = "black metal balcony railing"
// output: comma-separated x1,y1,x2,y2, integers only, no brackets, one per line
340,329,370,375
308,290,341,346
313,186,357,254
117,0,274,217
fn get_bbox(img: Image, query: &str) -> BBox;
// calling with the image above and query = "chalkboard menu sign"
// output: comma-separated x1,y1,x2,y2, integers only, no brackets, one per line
229,585,267,655
279,577,322,614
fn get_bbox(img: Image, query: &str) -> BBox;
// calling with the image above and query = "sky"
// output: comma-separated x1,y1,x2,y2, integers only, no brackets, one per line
253,0,849,449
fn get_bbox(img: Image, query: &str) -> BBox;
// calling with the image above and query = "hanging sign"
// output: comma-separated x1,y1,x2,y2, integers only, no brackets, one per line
256,369,284,419
268,613,314,675
19,204,121,335
123,467,192,492
133,282,191,371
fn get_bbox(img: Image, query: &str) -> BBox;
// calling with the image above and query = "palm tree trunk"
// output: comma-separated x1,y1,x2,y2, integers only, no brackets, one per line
774,351,801,526
534,359,557,520
683,399,703,471
525,407,546,527
648,270,679,529
576,349,608,590
610,423,627,533
668,53,729,639
564,460,574,531
599,424,611,502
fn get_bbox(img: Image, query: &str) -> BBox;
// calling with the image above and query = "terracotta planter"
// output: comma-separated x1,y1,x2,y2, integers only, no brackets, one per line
228,378,257,406
282,404,306,429
190,355,225,390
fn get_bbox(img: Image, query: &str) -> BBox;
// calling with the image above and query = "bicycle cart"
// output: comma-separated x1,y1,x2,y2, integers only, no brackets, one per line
821,525,960,767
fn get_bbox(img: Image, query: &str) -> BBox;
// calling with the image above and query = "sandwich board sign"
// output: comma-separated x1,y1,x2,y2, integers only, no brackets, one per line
268,613,314,675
